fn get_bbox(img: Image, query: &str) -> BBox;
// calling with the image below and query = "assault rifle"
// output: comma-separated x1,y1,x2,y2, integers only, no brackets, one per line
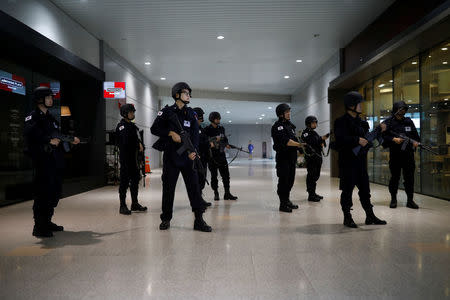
137,130,146,187
209,137,250,154
389,130,439,155
45,133,89,153
168,114,208,179
352,125,384,156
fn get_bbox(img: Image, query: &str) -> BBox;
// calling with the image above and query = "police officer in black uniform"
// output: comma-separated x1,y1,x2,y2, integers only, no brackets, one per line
383,101,420,209
151,82,211,232
193,107,212,207
24,86,80,237
204,112,238,201
334,91,387,228
301,116,329,202
115,104,147,215
271,103,302,213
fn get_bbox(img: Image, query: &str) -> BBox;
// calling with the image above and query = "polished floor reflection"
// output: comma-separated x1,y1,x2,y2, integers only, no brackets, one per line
0,159,449,299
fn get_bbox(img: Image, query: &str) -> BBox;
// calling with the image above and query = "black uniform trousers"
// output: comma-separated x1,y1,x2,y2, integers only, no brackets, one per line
276,155,296,203
161,152,204,221
339,162,373,213
119,162,140,203
33,160,62,225
306,156,322,195
198,156,208,192
388,151,415,198
208,154,230,190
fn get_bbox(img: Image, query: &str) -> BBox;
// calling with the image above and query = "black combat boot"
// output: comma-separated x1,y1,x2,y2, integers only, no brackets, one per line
194,212,212,232
343,212,358,228
406,196,419,209
201,196,212,207
315,193,324,200
287,200,299,209
159,220,170,230
33,220,53,238
213,189,220,201
131,202,148,212
308,194,320,202
120,204,131,215
224,188,238,200
48,221,64,231
365,208,387,225
389,194,397,209
279,199,292,213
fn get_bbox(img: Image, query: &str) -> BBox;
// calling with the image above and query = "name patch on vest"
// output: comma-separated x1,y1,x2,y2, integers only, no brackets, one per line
184,120,191,127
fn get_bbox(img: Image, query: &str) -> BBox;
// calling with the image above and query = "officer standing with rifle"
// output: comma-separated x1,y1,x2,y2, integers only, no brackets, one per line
151,82,211,232
116,104,147,215
271,103,302,213
301,116,329,202
193,107,212,207
334,91,387,228
383,101,421,209
24,86,80,238
204,112,238,201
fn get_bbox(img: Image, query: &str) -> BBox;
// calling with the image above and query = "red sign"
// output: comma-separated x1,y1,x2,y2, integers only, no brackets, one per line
104,82,126,99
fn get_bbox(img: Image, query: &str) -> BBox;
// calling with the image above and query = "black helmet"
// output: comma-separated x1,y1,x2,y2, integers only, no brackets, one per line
392,101,408,115
344,91,364,109
33,86,52,104
276,103,290,117
120,103,136,118
193,107,204,120
305,115,318,126
209,111,221,123
172,82,192,100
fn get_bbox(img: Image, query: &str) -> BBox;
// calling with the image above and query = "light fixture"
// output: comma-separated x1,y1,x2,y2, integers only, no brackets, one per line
284,75,290,79
226,111,230,114
412,61,417,65
389,80,393,83
429,55,432,58
261,114,265,117
160,77,166,80
61,106,71,117
444,98,449,101
228,120,232,123
258,117,263,120
442,47,448,51
378,83,385,88
443,62,448,65
416,80,420,82
144,61,151,65
217,35,224,40
268,106,272,109
224,87,229,90
296,59,302,63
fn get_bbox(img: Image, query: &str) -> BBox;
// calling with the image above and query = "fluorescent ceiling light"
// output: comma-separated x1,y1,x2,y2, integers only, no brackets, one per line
443,62,448,64
224,87,229,90
412,61,417,65
296,59,302,63
284,75,290,79
160,77,166,80
217,36,224,40
144,62,151,65
442,47,448,51
378,84,385,88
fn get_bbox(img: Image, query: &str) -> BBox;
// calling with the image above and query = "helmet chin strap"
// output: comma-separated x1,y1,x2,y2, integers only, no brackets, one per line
347,107,362,115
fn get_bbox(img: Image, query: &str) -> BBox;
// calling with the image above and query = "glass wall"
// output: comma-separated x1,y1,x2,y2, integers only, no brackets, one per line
421,40,450,199
355,40,450,200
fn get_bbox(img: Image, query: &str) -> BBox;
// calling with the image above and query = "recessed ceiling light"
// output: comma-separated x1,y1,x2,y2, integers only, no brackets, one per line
261,114,265,117
258,117,263,120
268,106,272,109
445,98,449,101
442,47,448,51
224,87,229,90
160,77,166,80
228,120,232,123
217,35,224,40
284,75,290,79
429,55,432,58
378,84,385,88
443,62,448,64
389,80,393,83
144,61,151,65
412,61,417,65
226,111,230,114
416,80,420,82
296,59,302,63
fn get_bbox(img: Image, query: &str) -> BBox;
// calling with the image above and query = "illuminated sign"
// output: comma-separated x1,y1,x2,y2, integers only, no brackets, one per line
104,82,126,99
0,70,26,95
40,82,61,99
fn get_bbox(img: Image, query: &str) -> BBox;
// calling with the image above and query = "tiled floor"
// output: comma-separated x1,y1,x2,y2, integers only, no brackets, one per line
0,159,449,299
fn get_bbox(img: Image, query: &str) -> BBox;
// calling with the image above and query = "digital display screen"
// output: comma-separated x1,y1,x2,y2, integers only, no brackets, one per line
0,70,26,95
104,82,126,99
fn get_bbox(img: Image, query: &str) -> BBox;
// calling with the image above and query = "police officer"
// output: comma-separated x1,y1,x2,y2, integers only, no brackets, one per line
151,82,211,232
383,101,420,209
193,107,212,207
334,91,387,228
271,103,302,213
204,112,238,201
301,116,329,202
24,86,80,237
116,104,147,215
